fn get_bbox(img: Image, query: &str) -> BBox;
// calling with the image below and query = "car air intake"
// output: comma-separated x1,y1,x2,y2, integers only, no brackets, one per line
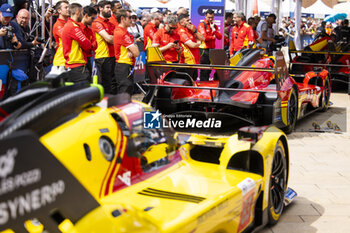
138,188,206,203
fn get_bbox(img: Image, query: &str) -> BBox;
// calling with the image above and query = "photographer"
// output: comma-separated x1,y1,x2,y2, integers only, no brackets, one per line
0,4,22,50
128,12,143,51
11,9,42,49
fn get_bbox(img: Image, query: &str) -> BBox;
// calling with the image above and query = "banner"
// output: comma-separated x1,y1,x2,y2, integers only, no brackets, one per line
190,0,225,49
301,35,314,49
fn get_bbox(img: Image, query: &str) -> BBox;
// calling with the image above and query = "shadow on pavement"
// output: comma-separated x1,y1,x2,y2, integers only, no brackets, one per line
260,197,325,233
293,106,347,134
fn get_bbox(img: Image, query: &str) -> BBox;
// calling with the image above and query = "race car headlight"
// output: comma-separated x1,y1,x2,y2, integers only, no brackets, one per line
99,136,115,161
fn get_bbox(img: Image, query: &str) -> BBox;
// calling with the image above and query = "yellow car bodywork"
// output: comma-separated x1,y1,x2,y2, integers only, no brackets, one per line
0,85,289,233
40,103,288,233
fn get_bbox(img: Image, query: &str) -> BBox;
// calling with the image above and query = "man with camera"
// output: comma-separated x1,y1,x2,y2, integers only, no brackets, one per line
128,12,143,51
11,9,42,49
0,4,22,50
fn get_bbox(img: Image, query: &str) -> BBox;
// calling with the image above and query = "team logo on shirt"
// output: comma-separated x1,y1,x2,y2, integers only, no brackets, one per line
124,35,132,44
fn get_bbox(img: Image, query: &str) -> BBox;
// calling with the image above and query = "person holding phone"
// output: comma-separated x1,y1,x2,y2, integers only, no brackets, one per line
198,9,222,81
152,15,181,63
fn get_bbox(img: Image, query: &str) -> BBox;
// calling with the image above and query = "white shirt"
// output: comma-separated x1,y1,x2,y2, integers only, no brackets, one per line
128,24,144,41
257,20,268,48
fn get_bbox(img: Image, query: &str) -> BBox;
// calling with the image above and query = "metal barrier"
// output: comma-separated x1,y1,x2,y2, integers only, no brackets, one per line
0,49,30,71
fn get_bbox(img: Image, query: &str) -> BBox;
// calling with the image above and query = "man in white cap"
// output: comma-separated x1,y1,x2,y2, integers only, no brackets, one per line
128,12,144,46
150,7,160,14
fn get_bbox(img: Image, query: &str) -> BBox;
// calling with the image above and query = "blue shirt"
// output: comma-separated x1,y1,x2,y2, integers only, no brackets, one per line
0,20,24,49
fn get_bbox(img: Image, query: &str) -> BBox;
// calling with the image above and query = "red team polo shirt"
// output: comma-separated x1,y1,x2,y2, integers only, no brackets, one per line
114,26,135,66
230,22,255,55
109,14,119,27
153,28,181,63
177,25,200,64
53,18,67,66
143,22,157,49
79,23,97,58
198,19,222,49
91,16,115,59
62,19,92,68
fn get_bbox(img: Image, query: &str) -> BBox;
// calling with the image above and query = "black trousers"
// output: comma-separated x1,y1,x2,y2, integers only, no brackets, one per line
66,65,90,83
115,63,134,95
199,48,210,81
86,58,92,82
95,57,116,94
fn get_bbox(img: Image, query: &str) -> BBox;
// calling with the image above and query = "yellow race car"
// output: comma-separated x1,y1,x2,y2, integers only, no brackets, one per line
0,80,296,233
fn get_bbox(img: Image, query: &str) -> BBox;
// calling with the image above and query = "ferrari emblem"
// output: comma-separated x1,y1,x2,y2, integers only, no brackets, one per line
118,171,131,186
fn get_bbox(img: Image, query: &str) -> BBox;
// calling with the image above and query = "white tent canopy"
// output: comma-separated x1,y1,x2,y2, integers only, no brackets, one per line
128,0,189,11
302,0,336,18
333,2,350,19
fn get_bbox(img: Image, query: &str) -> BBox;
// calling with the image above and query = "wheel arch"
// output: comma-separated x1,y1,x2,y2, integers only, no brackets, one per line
278,135,290,186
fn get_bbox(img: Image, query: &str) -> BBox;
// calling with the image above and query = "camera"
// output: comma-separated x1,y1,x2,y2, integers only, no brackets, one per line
268,35,286,51
3,26,14,40
28,35,45,43
131,32,143,42
2,26,18,46
133,32,140,39
49,8,57,14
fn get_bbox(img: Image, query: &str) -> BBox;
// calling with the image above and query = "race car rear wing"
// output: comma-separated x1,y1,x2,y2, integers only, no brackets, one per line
146,47,289,91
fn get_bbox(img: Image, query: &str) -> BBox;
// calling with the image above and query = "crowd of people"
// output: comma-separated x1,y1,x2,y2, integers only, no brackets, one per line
0,0,350,99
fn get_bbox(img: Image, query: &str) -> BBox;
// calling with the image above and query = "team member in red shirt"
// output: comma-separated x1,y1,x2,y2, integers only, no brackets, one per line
62,3,92,83
52,0,69,73
177,13,204,64
143,12,160,50
153,15,181,63
230,12,255,56
114,9,139,95
176,13,204,78
198,9,222,81
109,0,122,27
80,6,97,79
91,0,116,94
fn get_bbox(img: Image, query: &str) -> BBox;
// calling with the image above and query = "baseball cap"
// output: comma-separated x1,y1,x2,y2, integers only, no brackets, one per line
0,4,13,18
150,7,159,14
131,12,137,17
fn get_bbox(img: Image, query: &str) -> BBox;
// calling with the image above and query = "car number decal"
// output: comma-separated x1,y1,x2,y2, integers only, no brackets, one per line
237,178,256,232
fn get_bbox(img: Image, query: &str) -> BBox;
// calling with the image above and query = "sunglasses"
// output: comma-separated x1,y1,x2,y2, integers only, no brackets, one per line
131,16,137,19
169,26,177,30
235,32,238,39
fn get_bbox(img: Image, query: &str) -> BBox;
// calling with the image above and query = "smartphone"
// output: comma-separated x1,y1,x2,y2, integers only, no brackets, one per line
173,40,179,44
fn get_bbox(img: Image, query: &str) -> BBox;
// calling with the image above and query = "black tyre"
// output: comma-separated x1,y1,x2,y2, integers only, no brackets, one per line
155,78,190,114
268,140,287,225
283,88,298,134
320,77,331,112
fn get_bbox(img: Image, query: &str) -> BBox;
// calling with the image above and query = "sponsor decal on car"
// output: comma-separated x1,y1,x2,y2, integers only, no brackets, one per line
237,178,256,232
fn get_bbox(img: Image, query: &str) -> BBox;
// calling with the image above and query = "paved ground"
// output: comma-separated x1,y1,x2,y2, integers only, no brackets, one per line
261,93,350,233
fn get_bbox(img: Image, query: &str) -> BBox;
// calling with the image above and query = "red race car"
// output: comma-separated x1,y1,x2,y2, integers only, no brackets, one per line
144,47,331,133
289,34,350,93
